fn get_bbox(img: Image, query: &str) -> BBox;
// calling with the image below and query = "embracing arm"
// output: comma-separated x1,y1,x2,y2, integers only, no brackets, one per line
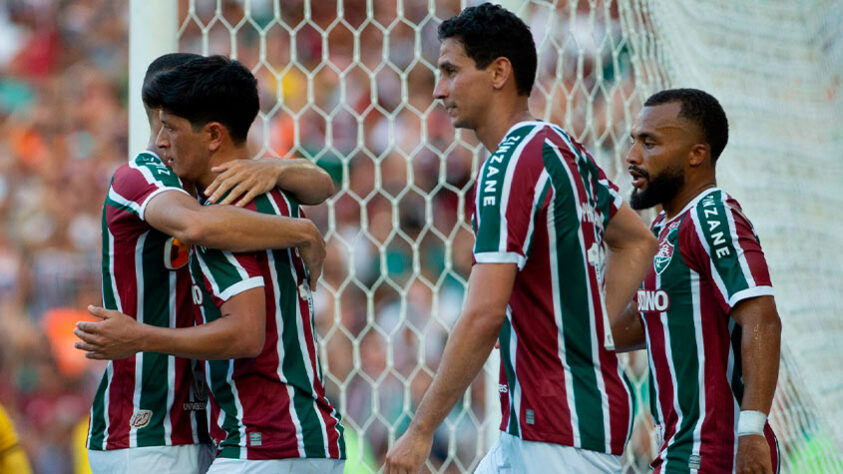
145,190,321,252
205,157,335,206
75,288,266,360
385,263,516,473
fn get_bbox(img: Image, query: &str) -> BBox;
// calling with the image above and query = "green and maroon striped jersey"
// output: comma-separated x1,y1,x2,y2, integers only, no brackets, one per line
190,188,345,461
639,188,779,473
89,151,210,450
472,121,634,455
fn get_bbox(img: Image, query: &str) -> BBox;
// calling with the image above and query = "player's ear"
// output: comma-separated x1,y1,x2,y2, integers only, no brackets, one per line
688,143,708,167
205,122,226,152
489,56,512,91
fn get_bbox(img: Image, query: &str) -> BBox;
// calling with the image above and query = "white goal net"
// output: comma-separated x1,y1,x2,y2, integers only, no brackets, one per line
131,0,843,471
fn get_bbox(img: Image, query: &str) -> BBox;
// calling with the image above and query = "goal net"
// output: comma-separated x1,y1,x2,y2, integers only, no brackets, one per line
138,0,843,471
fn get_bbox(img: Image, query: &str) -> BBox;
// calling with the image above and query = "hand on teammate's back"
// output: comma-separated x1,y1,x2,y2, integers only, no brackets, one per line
73,306,142,360
299,228,326,288
205,158,282,207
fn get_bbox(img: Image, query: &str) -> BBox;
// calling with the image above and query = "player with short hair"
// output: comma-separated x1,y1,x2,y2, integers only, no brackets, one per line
612,88,781,473
385,4,657,473
77,55,345,474
82,53,335,474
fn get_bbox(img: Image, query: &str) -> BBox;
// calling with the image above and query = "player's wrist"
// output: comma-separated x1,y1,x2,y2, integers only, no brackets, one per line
737,410,767,437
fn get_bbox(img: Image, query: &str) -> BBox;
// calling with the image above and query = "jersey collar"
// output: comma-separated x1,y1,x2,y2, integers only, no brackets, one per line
661,186,722,225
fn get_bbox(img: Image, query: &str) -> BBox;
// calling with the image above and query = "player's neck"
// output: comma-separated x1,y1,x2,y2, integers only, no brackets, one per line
476,99,533,152
663,179,717,220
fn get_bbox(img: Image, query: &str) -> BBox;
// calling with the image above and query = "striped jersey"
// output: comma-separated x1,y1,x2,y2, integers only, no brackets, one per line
89,151,210,450
639,188,779,473
473,121,634,455
190,188,345,461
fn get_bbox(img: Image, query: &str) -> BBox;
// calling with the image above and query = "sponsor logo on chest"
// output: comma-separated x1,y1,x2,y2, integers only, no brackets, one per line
638,289,670,312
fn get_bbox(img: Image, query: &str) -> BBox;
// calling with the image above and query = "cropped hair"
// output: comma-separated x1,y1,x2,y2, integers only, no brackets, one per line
142,53,202,87
438,3,537,96
644,88,729,161
142,55,259,144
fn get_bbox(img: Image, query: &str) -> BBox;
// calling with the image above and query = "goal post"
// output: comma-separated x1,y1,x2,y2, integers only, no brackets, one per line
128,1,843,472
128,0,178,155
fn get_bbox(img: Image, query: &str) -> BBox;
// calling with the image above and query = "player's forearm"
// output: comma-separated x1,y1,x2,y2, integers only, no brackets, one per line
408,309,502,437
138,316,264,360
275,158,335,205
739,308,781,414
604,237,657,321
611,302,647,352
188,206,321,253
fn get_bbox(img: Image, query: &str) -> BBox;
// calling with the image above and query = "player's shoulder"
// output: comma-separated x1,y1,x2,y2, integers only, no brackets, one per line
680,187,755,251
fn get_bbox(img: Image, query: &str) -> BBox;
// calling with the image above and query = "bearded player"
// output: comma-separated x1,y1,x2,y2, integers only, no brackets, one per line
81,53,334,474
611,88,781,473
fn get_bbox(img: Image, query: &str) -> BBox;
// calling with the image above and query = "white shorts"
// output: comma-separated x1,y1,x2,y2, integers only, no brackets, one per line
206,457,345,474
475,432,622,474
88,444,215,474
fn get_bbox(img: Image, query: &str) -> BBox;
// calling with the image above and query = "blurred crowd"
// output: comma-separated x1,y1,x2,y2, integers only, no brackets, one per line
0,0,646,472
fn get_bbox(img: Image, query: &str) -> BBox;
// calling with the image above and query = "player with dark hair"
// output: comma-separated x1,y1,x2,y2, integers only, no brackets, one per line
386,4,657,473
77,55,345,474
81,53,335,474
612,88,781,473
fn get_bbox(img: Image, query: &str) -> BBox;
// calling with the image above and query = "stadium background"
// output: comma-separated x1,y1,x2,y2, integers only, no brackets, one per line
0,0,840,473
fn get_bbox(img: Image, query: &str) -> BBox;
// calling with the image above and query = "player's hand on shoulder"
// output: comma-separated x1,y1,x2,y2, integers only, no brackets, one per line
205,158,281,207
73,305,142,360
736,434,773,474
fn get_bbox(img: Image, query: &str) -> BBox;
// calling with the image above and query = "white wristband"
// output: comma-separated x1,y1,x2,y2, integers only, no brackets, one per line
737,410,767,437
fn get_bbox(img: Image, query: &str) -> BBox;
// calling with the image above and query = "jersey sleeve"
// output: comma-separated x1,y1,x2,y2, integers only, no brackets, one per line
680,191,774,313
473,133,548,270
0,405,19,454
575,141,623,229
193,246,265,307
107,153,189,222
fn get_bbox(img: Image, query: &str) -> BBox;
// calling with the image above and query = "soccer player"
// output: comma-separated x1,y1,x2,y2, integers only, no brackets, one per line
611,88,782,473
82,53,335,474
76,55,345,474
385,4,657,473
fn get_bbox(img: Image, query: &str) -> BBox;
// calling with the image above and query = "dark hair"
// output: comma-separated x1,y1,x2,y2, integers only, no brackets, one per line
438,3,537,96
142,53,202,87
644,88,729,161
142,55,259,144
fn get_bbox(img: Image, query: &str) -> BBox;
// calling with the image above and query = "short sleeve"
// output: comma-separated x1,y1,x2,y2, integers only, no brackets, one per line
681,191,773,313
107,153,189,221
473,129,548,270
192,247,265,307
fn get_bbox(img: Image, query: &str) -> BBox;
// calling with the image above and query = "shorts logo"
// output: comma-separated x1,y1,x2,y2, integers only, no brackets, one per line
498,384,508,393
164,237,189,270
130,409,153,429
654,239,674,275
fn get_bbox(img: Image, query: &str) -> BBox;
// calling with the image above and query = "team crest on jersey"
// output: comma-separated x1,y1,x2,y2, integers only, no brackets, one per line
164,237,189,270
654,239,674,275
130,409,153,429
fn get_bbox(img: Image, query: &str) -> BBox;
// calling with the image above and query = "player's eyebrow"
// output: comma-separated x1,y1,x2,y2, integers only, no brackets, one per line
631,131,656,141
438,60,456,71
